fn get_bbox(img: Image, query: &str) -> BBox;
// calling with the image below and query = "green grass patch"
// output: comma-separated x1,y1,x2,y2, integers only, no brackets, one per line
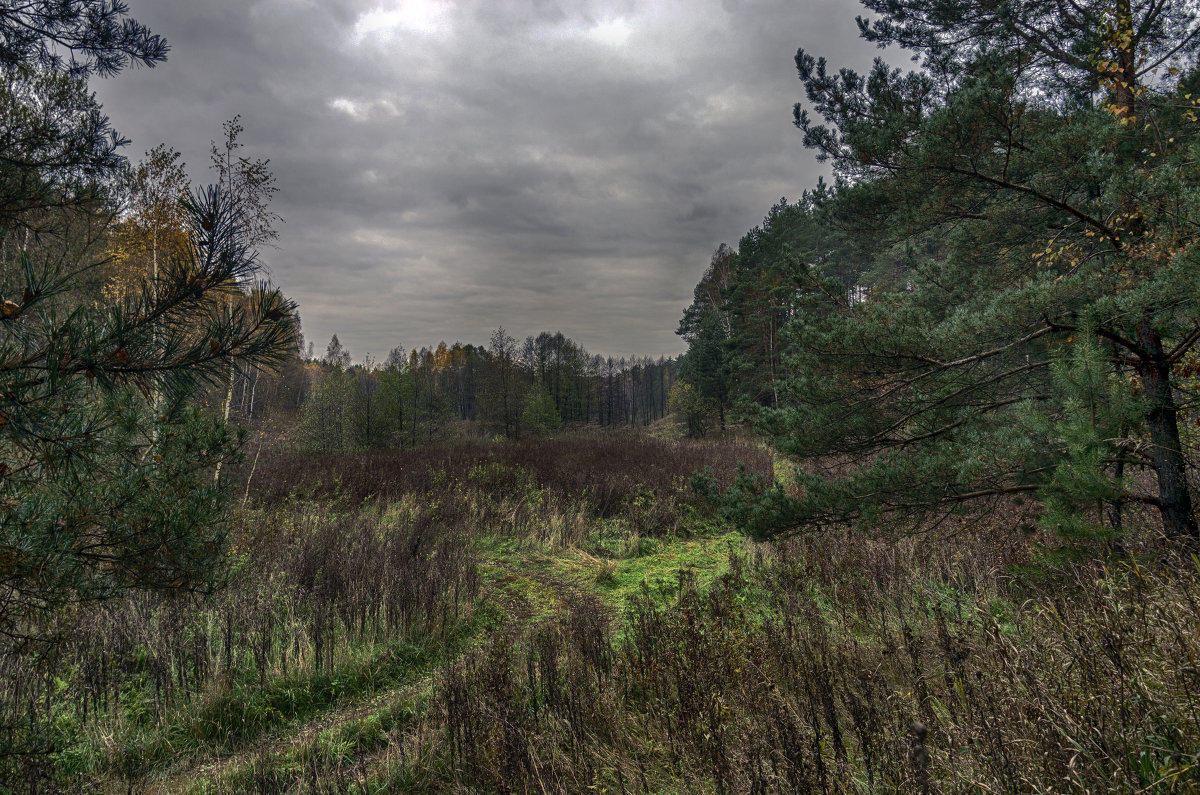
183,689,430,794
81,616,480,783
597,529,747,606
479,525,748,615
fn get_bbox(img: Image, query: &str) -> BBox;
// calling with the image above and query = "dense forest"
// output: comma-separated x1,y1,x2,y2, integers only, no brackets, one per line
3,0,1200,792
675,0,1200,546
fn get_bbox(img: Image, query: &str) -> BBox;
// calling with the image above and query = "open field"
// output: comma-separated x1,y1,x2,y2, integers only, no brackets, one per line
7,435,1200,793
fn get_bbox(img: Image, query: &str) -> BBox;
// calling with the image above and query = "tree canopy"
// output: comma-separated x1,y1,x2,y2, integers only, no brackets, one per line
683,0,1200,544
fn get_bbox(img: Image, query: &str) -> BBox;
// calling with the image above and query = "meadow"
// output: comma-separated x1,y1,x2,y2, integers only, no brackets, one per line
8,434,1200,793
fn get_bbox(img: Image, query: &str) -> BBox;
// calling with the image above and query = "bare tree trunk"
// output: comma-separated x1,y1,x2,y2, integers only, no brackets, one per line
249,367,260,418
240,365,249,415
150,226,161,446
1135,318,1198,543
214,295,236,483
769,316,779,409
1112,0,1137,118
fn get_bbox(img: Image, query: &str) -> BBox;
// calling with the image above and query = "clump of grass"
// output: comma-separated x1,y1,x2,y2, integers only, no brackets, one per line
580,552,618,584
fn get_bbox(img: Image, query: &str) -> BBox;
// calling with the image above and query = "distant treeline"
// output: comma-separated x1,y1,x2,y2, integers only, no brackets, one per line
239,328,678,452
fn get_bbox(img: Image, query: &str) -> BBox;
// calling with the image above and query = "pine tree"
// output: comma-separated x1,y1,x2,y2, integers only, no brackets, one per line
1,184,297,640
0,2,297,646
720,0,1200,542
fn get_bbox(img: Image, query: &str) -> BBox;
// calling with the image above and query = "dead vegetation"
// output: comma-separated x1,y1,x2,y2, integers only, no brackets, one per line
4,435,1198,793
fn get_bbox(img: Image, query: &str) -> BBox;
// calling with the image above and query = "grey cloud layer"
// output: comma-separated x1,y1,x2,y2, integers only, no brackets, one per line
94,0,874,359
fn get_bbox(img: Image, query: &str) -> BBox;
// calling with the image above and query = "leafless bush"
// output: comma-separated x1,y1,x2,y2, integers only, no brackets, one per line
250,436,772,524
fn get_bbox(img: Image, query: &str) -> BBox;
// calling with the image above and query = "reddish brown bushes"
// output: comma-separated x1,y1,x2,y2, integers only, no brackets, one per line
249,435,772,518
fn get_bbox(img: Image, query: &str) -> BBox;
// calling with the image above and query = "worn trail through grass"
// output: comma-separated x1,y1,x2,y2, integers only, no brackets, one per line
37,436,778,792
35,436,1200,792
141,527,739,793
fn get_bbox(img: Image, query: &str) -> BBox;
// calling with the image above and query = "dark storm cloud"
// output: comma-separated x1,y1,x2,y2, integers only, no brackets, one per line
93,0,878,359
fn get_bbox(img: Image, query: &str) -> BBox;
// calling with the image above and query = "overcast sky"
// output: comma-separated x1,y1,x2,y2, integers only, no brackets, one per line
93,0,879,361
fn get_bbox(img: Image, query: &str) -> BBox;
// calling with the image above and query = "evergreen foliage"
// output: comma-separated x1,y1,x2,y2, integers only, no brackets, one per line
0,0,167,78
682,0,1200,544
1,184,297,641
0,4,296,649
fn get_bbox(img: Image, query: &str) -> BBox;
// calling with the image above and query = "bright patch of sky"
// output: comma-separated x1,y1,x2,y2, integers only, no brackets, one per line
587,17,633,47
328,97,363,117
351,0,451,42
327,96,400,120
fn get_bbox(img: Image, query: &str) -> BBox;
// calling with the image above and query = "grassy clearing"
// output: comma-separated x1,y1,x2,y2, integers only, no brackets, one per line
7,434,1200,792
5,434,766,792
480,525,745,611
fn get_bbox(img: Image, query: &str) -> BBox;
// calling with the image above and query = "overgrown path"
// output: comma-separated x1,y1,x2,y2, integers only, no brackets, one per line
129,531,738,794
47,436,775,793
42,437,1200,793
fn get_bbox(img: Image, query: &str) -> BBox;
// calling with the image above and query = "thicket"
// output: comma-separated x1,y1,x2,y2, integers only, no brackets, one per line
393,521,1200,793
252,434,770,524
2,500,480,787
